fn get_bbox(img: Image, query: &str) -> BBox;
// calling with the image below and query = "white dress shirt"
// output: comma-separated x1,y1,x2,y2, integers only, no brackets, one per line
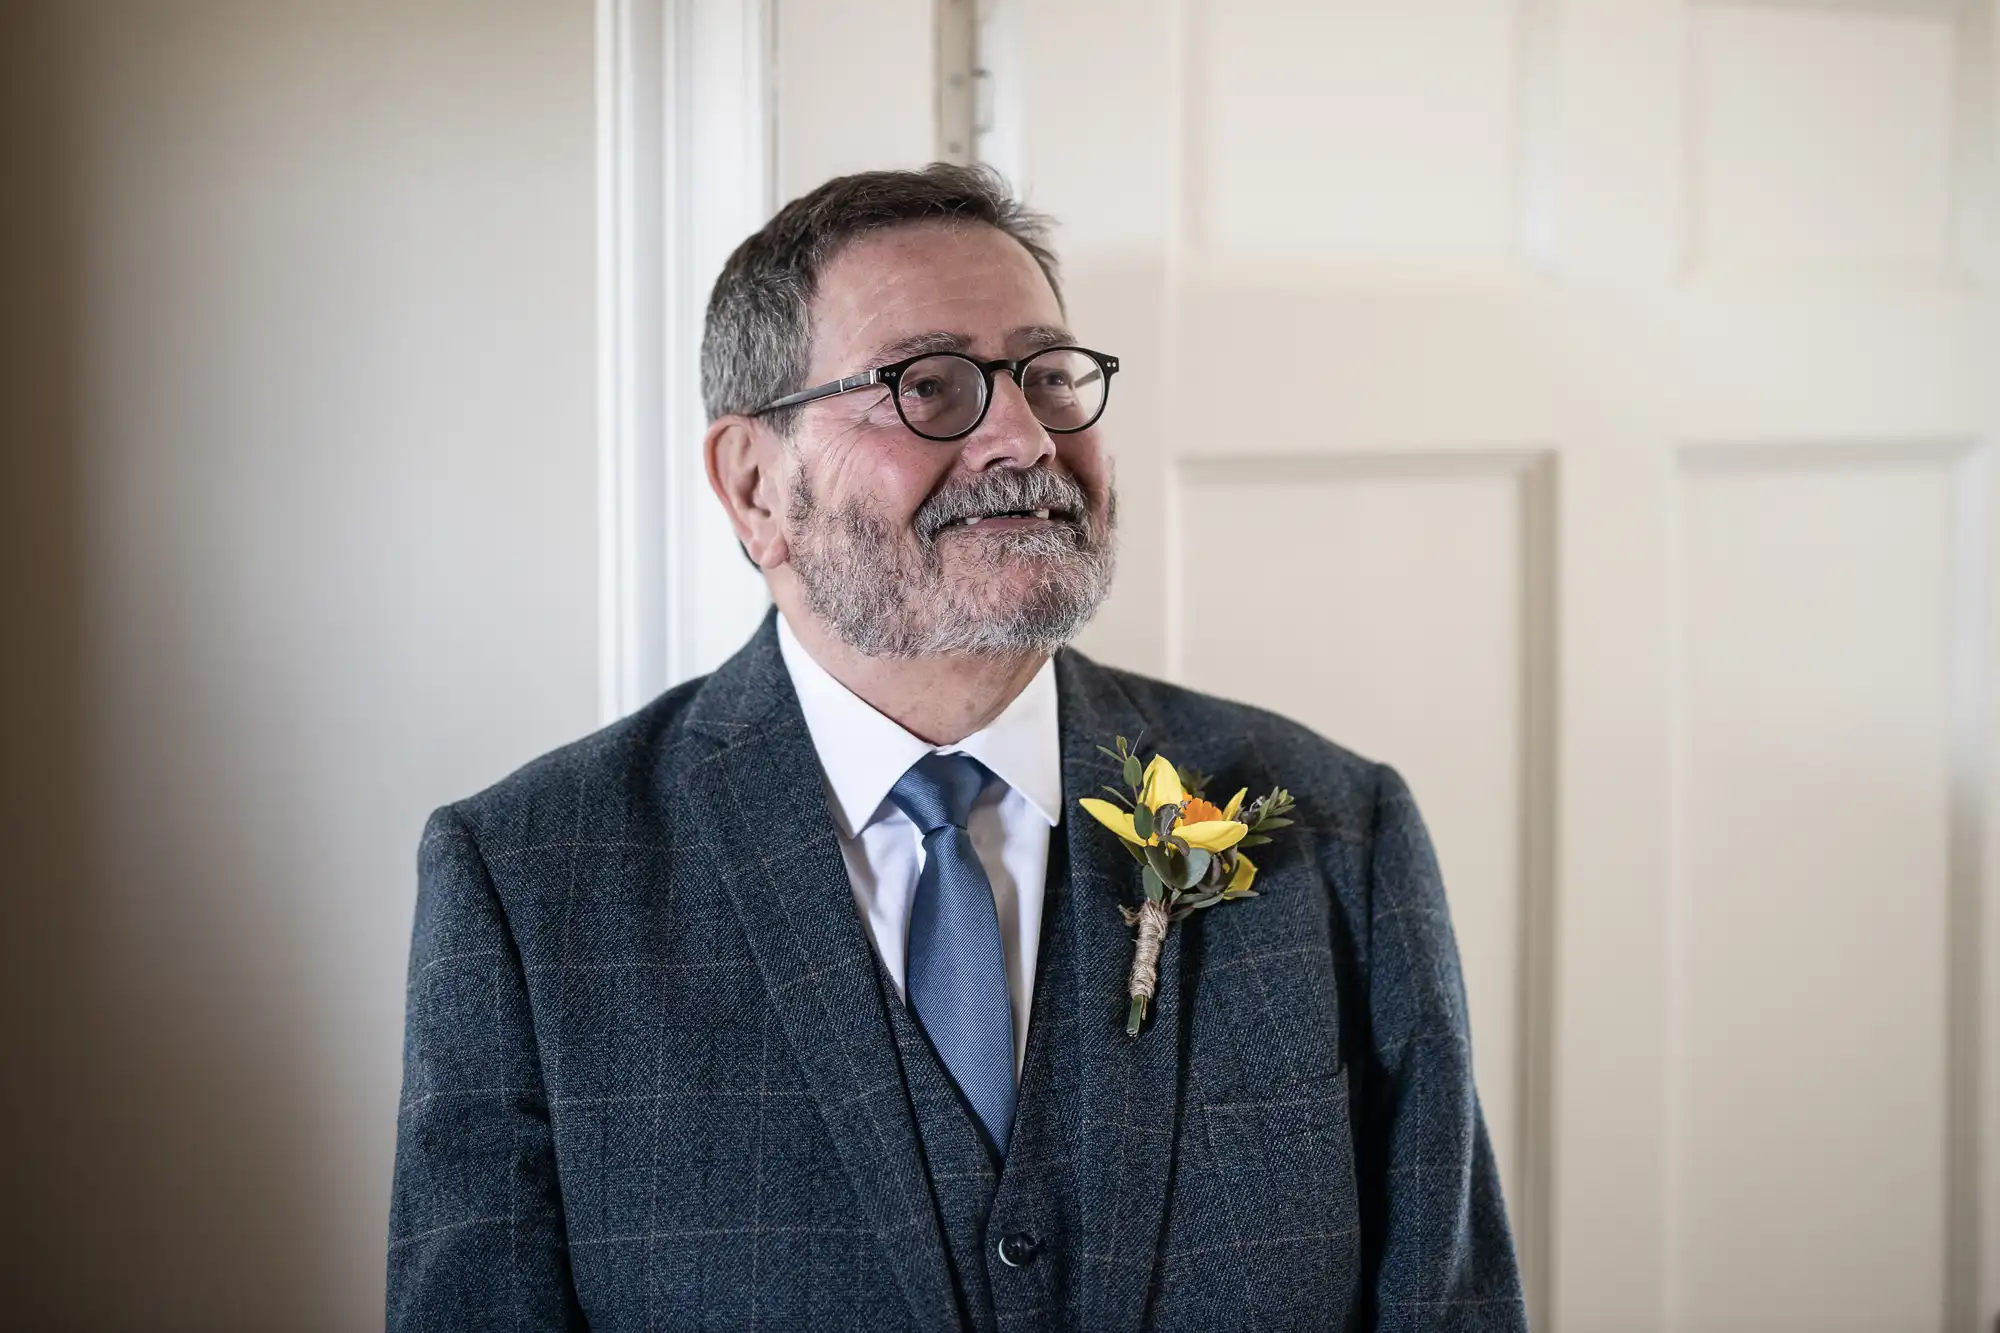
776,611,1059,1077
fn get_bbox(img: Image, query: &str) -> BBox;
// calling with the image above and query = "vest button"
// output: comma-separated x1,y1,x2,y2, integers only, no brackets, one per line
995,1231,1041,1268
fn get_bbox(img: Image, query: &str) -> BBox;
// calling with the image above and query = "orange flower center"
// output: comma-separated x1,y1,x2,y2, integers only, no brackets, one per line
1180,797,1224,824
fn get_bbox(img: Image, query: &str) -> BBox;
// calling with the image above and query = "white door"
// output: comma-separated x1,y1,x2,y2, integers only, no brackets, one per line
976,1,2000,1329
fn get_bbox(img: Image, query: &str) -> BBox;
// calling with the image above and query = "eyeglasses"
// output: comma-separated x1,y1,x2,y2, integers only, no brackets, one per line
752,345,1120,442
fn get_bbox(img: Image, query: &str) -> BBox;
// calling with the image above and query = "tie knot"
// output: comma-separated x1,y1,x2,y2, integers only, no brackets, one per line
889,752,990,833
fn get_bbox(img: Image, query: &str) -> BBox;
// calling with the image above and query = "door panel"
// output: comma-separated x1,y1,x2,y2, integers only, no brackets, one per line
978,0,2000,1327
1671,448,1965,1333
1174,453,1553,1222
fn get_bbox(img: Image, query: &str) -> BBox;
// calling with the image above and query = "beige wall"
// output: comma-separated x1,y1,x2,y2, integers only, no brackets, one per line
0,2,599,1327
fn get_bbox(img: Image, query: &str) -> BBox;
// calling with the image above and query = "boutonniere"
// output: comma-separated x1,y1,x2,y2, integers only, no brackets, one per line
1079,736,1297,1036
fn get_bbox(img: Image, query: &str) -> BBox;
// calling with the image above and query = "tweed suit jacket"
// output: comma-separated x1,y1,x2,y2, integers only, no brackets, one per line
388,612,1526,1331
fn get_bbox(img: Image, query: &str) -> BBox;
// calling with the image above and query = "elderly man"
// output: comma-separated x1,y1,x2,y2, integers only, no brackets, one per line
388,165,1525,1331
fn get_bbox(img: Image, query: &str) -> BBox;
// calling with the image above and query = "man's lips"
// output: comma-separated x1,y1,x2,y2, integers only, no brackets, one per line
939,507,1080,531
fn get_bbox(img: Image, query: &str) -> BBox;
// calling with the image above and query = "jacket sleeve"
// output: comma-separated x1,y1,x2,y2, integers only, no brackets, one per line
1354,764,1528,1332
387,805,585,1330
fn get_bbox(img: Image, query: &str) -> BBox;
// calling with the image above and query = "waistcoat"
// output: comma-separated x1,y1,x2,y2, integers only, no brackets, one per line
881,961,1004,1328
877,835,1080,1332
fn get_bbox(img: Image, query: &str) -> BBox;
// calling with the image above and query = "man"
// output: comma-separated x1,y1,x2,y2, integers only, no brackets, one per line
388,164,1525,1331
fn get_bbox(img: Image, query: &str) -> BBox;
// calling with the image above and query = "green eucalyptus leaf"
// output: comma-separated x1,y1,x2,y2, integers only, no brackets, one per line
1237,834,1272,848
1132,801,1154,840
1181,847,1212,888
1100,785,1135,808
1123,754,1143,789
1181,891,1222,911
1256,816,1295,831
1142,865,1166,903
1143,843,1175,885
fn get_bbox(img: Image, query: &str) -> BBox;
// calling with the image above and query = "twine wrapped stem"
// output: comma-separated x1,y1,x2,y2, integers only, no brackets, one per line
1124,898,1172,1036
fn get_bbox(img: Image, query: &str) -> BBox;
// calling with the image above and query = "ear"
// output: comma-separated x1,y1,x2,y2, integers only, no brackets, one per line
705,414,790,569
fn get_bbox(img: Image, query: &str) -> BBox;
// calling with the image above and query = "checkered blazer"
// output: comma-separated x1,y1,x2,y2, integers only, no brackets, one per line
388,612,1525,1331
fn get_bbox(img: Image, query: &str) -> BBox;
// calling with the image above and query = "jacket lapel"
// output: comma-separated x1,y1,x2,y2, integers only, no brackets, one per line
1052,651,1186,1333
675,615,960,1330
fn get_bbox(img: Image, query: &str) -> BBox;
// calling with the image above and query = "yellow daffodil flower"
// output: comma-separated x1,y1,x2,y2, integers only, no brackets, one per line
1137,753,1183,810
1081,737,1296,1037
1079,754,1248,854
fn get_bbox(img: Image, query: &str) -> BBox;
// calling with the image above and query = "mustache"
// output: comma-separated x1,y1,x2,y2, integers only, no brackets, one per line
913,467,1094,541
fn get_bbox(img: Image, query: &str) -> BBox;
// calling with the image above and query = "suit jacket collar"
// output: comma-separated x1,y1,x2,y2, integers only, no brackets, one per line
676,612,1184,1332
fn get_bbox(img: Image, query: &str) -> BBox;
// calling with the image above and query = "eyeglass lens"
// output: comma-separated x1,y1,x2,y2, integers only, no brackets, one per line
893,349,1107,440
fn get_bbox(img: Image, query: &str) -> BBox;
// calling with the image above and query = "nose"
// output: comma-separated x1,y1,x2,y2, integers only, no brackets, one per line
957,372,1055,472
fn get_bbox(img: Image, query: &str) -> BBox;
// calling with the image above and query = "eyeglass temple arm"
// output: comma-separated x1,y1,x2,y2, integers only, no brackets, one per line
756,369,883,415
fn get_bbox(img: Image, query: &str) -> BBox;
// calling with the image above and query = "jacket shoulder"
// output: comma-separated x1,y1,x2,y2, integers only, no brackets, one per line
435,672,716,853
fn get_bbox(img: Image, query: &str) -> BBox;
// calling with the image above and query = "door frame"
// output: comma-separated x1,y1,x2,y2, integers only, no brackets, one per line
596,0,777,721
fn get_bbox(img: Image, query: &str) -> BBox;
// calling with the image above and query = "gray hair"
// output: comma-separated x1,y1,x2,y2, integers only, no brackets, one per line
699,163,1063,428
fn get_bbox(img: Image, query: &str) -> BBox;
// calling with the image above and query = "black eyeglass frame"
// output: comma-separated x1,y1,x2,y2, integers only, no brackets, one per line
751,345,1121,442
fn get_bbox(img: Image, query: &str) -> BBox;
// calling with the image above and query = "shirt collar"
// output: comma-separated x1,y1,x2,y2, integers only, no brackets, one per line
776,610,1062,838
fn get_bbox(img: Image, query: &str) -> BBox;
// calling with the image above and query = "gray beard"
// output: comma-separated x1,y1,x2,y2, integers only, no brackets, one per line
785,464,1118,659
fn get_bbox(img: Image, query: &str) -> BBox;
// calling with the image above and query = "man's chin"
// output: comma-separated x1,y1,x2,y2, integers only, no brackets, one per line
939,554,1078,602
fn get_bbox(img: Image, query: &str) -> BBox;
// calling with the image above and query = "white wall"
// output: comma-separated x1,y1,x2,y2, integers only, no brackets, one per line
0,2,600,1327
775,0,937,203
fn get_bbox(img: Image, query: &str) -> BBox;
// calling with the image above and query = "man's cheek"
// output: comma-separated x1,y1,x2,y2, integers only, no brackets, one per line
840,444,938,524
803,418,897,492
806,445,865,503
1087,455,1117,506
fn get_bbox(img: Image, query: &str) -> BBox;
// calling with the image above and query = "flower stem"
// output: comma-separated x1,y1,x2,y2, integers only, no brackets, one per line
1124,898,1171,1036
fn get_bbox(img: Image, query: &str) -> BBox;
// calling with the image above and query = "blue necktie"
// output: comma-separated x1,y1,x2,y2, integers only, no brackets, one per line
889,752,1018,1157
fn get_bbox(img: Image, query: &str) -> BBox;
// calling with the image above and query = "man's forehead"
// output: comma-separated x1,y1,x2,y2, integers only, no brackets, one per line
857,324,1075,369
808,221,1064,367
